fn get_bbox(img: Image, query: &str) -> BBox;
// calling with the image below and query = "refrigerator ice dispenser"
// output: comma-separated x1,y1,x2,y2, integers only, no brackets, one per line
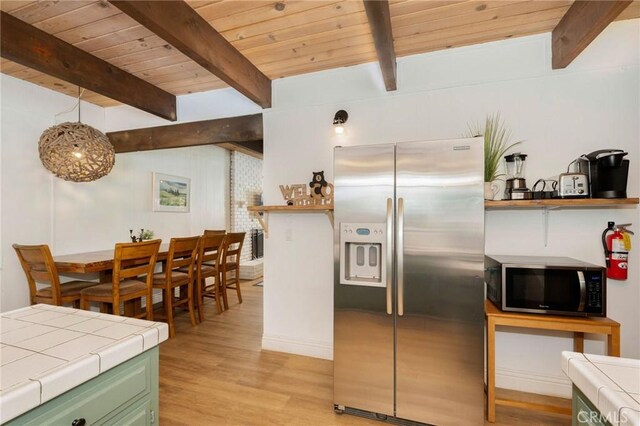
340,223,386,287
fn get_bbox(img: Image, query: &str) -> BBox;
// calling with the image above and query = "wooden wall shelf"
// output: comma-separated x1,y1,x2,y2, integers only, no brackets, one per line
247,199,637,239
247,205,334,237
247,205,333,213
485,198,639,209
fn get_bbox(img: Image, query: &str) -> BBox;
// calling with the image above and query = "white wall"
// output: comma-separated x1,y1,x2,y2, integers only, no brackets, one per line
1,77,259,312
262,19,640,397
1,75,105,311
105,87,261,132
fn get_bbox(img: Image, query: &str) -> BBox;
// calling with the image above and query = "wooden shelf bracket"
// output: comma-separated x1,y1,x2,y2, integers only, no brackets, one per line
251,211,269,238
541,207,554,247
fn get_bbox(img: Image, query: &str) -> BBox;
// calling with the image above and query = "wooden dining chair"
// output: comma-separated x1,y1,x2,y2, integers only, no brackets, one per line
204,229,226,236
152,236,200,337
80,239,161,319
13,244,99,308
221,232,245,309
193,233,226,321
201,229,225,268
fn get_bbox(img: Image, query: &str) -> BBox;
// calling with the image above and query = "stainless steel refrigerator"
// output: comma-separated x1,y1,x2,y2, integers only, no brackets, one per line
333,138,485,425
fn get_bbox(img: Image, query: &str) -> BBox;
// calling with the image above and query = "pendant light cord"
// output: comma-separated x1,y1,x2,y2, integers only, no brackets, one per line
53,87,85,123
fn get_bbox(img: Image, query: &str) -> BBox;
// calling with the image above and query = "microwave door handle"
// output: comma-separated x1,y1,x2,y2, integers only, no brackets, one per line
386,198,393,315
577,271,586,312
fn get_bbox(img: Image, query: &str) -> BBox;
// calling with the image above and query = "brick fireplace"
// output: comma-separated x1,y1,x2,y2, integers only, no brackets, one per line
230,151,263,265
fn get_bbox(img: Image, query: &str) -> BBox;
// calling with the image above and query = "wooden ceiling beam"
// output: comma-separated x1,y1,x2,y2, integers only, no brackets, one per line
552,0,632,69
363,0,397,91
215,141,263,159
0,11,177,121
109,0,272,108
107,114,263,155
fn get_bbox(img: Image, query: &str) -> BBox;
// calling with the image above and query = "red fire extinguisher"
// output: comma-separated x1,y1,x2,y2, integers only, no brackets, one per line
602,221,633,280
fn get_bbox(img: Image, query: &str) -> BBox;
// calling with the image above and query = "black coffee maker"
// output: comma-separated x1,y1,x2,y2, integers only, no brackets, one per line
578,150,629,198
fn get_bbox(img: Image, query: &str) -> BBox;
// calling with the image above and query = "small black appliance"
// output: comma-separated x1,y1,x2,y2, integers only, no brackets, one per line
579,150,629,199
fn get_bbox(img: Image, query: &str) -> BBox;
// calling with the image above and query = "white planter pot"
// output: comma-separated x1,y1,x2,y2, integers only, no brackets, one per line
484,182,499,200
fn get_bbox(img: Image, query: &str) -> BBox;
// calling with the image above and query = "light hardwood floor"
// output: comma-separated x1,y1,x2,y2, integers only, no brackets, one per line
159,281,571,425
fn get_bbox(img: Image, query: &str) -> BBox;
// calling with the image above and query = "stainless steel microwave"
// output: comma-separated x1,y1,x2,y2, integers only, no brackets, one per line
485,255,606,317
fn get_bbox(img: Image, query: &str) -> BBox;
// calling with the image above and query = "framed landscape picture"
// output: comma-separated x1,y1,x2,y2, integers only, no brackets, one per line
153,173,190,213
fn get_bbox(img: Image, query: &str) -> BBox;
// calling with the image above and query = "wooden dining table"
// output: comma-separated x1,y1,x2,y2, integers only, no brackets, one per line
54,243,171,282
54,243,173,316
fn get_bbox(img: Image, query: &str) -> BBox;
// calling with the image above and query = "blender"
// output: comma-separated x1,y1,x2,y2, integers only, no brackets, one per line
504,153,532,200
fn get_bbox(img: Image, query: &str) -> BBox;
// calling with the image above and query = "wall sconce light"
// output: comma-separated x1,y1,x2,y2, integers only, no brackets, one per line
333,110,348,135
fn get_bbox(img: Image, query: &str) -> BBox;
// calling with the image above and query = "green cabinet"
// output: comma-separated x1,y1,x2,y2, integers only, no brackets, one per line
7,347,159,426
103,398,153,425
572,385,612,426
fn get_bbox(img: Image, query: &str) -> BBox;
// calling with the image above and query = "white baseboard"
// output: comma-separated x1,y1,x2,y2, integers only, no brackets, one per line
496,367,572,398
261,334,333,360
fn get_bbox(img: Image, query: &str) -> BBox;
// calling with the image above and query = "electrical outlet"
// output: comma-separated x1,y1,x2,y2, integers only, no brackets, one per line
285,228,293,241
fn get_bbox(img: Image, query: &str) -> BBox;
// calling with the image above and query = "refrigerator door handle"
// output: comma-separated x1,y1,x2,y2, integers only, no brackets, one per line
397,197,404,317
386,198,393,315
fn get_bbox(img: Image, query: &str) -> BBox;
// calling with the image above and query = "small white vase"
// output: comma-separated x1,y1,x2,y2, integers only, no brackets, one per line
484,182,499,200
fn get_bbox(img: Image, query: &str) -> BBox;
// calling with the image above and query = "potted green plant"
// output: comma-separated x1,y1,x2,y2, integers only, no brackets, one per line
467,113,523,200
141,229,154,240
129,229,154,242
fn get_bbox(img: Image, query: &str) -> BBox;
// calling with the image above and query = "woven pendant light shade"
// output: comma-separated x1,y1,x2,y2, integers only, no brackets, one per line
39,122,115,182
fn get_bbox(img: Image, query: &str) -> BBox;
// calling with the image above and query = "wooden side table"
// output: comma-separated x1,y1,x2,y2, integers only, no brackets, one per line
485,299,621,423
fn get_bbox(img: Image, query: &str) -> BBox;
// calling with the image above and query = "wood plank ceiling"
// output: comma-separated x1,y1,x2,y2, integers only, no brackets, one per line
2,0,639,108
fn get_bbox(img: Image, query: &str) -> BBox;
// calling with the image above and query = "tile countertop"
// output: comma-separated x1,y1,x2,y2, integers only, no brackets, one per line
562,351,640,426
0,304,169,423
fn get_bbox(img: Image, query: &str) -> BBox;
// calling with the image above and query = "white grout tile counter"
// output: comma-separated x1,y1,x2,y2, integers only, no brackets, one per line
562,351,640,426
0,304,168,424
